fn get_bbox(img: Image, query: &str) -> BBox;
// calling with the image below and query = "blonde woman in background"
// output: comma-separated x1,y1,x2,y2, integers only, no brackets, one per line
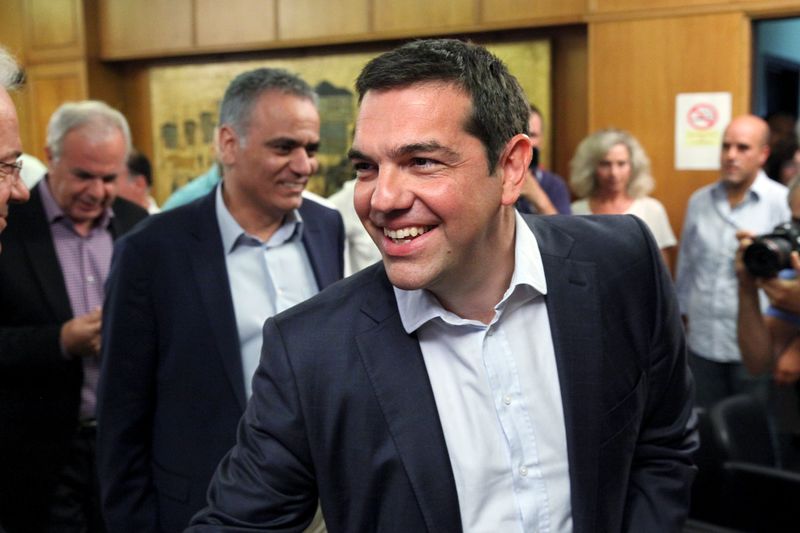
570,128,677,270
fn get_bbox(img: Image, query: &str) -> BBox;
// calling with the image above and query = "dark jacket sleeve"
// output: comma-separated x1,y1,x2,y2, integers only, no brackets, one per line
187,317,318,532
622,215,698,531
96,233,160,532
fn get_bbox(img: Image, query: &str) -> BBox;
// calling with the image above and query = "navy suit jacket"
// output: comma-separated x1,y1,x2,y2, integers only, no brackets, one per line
0,183,147,531
190,213,697,533
96,190,344,533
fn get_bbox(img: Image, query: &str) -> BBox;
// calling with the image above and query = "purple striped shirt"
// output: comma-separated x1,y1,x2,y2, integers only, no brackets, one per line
39,179,113,420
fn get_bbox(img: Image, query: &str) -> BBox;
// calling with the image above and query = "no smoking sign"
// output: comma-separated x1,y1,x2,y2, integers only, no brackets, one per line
687,103,718,130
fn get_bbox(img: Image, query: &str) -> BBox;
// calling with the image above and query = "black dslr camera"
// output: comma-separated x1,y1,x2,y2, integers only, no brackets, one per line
743,220,800,277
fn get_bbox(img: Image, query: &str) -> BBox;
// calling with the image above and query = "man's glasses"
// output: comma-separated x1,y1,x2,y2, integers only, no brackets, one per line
0,159,23,187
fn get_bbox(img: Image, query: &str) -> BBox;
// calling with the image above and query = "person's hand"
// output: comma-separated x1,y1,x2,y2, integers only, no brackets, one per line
758,251,800,315
775,347,800,385
519,171,557,215
60,308,102,358
734,230,756,287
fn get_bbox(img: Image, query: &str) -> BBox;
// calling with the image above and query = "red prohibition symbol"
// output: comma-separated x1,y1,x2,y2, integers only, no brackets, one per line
687,103,718,130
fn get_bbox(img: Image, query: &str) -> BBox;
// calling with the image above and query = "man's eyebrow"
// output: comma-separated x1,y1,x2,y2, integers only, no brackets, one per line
348,142,459,162
71,168,118,180
389,142,458,160
347,148,370,161
266,137,319,148
0,150,21,162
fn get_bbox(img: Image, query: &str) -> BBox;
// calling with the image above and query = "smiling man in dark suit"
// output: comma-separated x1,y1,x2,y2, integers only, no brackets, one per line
97,68,344,533
0,99,147,533
190,39,697,533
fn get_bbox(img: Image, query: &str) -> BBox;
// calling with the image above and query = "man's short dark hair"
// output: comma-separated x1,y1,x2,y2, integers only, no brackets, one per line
355,39,530,172
219,68,317,142
127,151,153,187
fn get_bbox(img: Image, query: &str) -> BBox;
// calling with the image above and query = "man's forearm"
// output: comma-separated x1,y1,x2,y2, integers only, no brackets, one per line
738,283,773,375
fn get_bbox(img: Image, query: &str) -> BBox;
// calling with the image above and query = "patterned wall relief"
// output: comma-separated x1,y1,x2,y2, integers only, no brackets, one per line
149,39,550,203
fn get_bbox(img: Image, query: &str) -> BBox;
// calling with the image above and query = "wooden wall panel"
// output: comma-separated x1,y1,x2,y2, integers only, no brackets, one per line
373,0,477,34
481,0,585,24
195,0,277,48
551,28,588,182
589,12,749,237
23,0,85,63
277,0,369,41
117,65,153,163
590,0,731,13
24,61,89,160
99,0,193,58
0,0,34,154
1,0,26,58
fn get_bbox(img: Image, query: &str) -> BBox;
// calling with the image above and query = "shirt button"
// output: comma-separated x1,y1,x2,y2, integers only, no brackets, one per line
520,466,528,477
503,395,512,405
86,275,95,283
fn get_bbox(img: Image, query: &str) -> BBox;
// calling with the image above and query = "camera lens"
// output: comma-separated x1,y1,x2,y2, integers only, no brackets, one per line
743,238,791,278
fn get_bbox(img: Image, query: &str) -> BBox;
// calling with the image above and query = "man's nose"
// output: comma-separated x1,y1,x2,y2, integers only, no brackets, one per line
289,149,315,176
369,167,413,215
10,178,29,203
86,177,107,197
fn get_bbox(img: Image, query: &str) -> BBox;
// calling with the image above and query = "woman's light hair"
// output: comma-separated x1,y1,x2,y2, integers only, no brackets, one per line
46,100,132,161
0,46,22,91
569,128,655,199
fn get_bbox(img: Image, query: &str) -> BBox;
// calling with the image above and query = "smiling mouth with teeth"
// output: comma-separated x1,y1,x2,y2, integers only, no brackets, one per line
383,226,430,244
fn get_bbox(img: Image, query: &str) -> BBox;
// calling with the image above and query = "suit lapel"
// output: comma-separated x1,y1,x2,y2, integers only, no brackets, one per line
299,201,340,290
189,194,247,411
527,217,602,533
18,187,72,322
300,216,327,289
355,269,462,533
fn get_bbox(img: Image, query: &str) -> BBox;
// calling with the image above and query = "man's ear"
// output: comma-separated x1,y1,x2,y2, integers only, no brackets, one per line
132,174,148,192
217,125,239,166
498,133,533,207
44,146,55,168
758,144,770,167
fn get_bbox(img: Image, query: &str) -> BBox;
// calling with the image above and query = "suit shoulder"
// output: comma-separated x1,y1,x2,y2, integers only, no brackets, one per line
112,197,149,227
117,197,206,248
300,196,342,221
275,264,383,326
533,213,646,241
529,214,654,265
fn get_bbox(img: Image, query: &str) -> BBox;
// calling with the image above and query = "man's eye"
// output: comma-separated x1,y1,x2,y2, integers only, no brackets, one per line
353,162,373,172
411,158,436,167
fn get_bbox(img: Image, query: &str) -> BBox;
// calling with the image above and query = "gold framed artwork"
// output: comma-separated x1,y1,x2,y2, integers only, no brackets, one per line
149,39,550,204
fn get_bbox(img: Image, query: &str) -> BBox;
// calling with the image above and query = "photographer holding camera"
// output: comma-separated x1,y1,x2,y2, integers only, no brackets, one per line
677,115,790,408
737,179,800,385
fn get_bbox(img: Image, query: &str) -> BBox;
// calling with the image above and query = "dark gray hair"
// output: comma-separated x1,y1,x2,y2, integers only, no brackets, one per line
46,100,132,160
355,39,530,173
0,46,23,91
219,68,317,144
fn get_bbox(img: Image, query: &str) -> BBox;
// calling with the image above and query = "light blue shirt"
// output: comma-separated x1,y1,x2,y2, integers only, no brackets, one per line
162,164,221,210
676,171,790,362
215,185,318,397
395,212,572,533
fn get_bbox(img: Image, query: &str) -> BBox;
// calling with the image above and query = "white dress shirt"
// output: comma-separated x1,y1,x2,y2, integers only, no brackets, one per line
676,171,789,362
395,212,572,533
215,185,318,397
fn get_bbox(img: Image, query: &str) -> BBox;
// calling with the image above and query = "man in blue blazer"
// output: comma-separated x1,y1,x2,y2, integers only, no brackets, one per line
191,40,696,532
97,69,344,533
